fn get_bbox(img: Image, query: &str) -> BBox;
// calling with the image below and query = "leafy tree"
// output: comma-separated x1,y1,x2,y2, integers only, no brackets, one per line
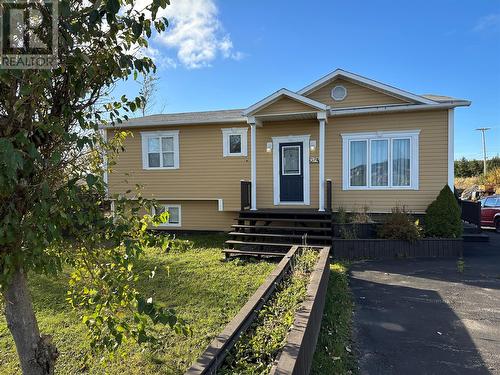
0,0,185,374
424,185,463,238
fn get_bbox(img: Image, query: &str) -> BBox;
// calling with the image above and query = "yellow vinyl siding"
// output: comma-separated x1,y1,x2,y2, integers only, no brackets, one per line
255,97,317,115
108,123,250,211
107,109,449,227
325,110,448,213
307,78,409,108
154,200,235,231
256,119,319,208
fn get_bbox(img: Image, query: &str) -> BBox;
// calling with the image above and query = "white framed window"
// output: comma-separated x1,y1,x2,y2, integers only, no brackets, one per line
341,130,420,190
153,204,181,227
141,130,179,169
222,128,248,157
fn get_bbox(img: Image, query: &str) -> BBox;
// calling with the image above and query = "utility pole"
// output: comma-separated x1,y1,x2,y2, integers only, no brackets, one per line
475,128,490,175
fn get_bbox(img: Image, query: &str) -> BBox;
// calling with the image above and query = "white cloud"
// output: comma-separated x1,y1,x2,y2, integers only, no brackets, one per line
473,13,500,32
149,0,243,69
142,46,178,69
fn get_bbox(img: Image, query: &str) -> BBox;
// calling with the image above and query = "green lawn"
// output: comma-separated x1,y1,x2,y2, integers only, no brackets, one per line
0,234,275,375
311,263,358,375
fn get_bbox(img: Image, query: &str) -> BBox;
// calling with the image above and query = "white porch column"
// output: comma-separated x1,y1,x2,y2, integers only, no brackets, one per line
447,109,454,189
248,119,258,210
317,112,327,211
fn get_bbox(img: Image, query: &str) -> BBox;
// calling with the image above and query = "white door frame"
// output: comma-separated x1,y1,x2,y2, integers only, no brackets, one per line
272,135,310,205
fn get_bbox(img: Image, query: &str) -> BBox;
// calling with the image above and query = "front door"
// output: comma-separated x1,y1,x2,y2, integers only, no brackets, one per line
279,142,304,202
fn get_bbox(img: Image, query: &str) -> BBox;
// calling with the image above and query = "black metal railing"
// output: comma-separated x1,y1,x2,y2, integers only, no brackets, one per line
241,180,251,211
326,179,332,212
459,199,481,227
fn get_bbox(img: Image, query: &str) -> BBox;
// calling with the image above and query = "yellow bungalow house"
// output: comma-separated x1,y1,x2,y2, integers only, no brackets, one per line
104,69,469,247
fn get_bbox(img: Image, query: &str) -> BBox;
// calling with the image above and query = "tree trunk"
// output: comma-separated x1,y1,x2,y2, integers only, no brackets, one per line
3,267,58,375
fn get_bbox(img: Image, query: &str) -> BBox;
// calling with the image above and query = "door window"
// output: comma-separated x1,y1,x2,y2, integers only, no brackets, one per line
282,145,301,175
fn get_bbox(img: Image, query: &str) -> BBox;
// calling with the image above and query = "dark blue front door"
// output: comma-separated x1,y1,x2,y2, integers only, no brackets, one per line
279,142,304,202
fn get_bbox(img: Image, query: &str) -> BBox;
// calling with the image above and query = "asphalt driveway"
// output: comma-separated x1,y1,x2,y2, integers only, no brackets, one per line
350,232,500,374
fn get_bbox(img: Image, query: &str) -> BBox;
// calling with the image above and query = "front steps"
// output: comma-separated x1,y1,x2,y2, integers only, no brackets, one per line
224,210,332,256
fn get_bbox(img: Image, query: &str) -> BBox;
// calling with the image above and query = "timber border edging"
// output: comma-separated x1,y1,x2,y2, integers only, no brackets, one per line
184,246,331,375
332,238,463,260
269,247,330,375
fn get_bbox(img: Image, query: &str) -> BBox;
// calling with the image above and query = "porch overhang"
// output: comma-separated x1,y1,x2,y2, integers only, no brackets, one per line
243,88,329,117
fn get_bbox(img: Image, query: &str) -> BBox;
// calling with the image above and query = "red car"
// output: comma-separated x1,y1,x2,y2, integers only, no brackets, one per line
481,195,500,232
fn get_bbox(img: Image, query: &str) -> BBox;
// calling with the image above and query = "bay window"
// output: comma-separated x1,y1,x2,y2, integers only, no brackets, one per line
342,130,419,190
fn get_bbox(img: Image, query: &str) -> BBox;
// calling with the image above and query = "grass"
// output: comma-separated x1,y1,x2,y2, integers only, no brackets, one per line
311,263,357,375
0,234,275,375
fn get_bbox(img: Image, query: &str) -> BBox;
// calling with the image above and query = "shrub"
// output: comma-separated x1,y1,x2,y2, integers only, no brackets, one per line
351,205,373,224
424,185,463,238
479,167,500,193
378,205,421,241
335,207,357,239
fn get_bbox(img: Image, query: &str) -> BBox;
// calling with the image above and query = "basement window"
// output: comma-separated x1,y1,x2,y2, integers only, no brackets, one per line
154,204,181,227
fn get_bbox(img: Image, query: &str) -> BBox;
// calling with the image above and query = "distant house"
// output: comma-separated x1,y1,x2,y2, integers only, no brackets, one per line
104,69,470,231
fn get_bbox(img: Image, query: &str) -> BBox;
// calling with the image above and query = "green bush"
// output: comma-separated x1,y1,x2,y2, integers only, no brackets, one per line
424,185,463,238
378,206,421,241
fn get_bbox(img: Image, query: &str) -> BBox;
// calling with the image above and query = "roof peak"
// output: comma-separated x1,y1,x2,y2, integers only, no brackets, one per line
297,68,437,105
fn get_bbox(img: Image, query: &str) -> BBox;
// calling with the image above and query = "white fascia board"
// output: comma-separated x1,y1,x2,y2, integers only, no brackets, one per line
99,116,246,130
243,88,329,116
297,69,437,105
330,102,470,117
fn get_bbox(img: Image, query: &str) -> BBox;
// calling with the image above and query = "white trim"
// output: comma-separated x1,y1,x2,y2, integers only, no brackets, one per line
330,102,470,117
318,118,326,211
297,69,437,105
153,204,182,227
221,127,248,157
448,109,454,189
105,115,245,129
141,130,180,170
331,85,347,101
244,88,329,116
250,123,257,210
341,130,420,191
272,135,310,206
217,199,224,211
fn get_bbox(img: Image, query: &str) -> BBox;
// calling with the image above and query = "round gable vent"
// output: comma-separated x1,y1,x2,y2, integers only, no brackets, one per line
331,85,347,101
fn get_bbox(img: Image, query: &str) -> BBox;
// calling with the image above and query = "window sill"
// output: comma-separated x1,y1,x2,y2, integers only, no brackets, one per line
143,166,179,170
223,153,247,157
342,186,418,191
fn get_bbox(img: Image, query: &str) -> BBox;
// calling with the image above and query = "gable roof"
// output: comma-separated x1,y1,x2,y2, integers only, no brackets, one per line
297,69,437,105
243,88,329,116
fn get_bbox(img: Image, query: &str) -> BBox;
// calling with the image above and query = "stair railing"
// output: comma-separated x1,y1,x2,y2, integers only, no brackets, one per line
240,180,251,211
326,179,332,212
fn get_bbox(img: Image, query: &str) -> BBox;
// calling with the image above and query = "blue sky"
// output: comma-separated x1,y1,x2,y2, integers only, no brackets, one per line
119,0,500,160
